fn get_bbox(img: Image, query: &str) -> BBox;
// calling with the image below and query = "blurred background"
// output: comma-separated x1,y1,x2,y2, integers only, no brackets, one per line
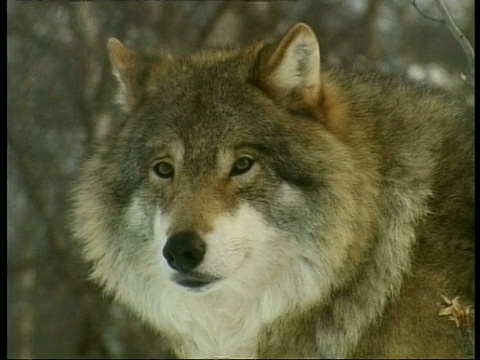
7,1,474,358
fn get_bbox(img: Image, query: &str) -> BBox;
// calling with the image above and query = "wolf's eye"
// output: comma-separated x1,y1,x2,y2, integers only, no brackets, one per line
230,157,254,176
153,161,174,179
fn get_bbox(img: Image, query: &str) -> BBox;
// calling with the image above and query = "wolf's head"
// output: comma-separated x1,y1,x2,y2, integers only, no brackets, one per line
72,23,378,328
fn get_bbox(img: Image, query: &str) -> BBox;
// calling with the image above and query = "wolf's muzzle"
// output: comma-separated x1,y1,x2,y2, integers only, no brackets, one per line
162,231,206,272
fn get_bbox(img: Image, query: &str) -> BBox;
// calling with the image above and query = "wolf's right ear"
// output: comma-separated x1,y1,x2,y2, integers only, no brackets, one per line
107,38,149,112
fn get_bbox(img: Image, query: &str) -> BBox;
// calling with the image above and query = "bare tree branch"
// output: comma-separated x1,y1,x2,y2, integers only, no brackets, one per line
410,0,474,86
436,0,474,86
410,0,444,23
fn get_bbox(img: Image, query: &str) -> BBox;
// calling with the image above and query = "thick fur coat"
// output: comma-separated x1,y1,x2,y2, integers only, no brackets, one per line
72,23,474,358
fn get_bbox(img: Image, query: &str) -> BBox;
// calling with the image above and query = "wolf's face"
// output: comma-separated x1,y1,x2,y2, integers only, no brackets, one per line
116,69,331,293
74,25,378,331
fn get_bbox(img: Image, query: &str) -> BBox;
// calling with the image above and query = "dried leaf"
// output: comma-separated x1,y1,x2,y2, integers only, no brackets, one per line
438,295,472,328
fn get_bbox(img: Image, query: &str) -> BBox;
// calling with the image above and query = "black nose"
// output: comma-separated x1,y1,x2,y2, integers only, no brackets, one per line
162,231,206,271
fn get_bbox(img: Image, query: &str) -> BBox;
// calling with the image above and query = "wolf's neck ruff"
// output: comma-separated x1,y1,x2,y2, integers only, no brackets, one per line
72,22,474,358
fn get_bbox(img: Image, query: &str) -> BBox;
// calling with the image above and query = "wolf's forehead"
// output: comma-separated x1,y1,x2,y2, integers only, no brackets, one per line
141,63,283,157
156,122,261,158
149,88,266,142
159,57,254,103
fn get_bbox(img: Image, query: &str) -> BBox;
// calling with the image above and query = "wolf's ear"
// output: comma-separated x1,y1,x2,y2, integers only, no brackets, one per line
107,38,149,112
255,23,321,114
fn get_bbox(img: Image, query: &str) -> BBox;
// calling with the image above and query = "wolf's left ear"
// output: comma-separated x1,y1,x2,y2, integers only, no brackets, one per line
107,38,150,112
254,23,321,114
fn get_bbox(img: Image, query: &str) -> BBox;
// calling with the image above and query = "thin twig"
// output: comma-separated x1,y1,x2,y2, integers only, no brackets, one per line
410,0,444,23
436,0,474,86
410,0,474,87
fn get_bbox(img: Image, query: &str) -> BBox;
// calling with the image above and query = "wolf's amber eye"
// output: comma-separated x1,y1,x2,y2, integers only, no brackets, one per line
230,157,254,176
153,161,174,179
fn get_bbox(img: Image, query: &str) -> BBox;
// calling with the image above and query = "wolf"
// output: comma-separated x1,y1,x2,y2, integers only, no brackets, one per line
72,23,474,358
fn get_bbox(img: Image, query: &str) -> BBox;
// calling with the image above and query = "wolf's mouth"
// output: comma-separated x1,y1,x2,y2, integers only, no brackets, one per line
172,272,219,291
176,279,213,288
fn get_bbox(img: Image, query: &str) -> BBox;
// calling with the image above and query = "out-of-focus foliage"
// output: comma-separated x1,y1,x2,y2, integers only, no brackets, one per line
7,1,474,358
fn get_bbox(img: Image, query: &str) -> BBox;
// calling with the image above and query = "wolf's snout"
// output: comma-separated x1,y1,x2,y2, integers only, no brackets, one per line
162,231,206,271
